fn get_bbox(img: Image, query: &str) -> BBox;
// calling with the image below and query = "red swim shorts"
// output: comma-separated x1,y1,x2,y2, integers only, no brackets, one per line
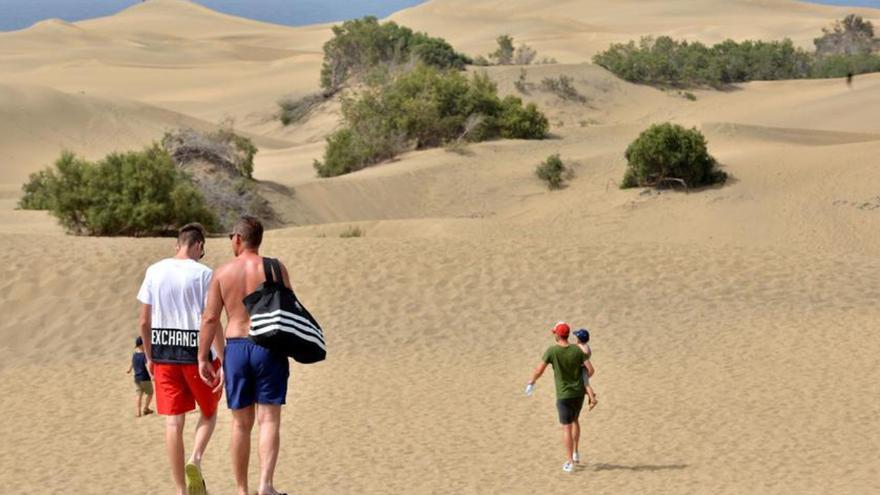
153,359,222,417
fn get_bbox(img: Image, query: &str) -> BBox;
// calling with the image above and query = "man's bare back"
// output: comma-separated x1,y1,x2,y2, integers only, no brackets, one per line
197,216,293,495
212,253,292,339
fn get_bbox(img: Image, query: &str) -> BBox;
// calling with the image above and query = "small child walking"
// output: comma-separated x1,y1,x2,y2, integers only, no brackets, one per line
574,329,598,410
126,336,154,417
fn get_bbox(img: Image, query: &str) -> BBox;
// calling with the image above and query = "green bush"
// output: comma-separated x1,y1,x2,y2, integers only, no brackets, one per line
497,97,549,139
340,226,365,238
535,154,568,190
17,169,55,210
18,146,218,236
595,28,880,88
314,128,395,178
594,36,814,88
812,53,880,78
315,65,549,177
622,123,726,189
319,16,471,93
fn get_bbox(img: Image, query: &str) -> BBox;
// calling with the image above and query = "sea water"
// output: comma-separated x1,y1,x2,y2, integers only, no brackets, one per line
0,0,429,32
0,0,877,33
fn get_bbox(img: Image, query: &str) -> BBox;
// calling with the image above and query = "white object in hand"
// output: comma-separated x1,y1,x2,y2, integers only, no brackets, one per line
525,383,535,396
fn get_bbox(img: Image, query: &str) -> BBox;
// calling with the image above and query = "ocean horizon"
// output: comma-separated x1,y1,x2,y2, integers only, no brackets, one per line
0,0,877,32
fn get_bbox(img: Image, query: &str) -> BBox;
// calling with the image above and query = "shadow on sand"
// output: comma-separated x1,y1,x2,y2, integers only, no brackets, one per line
589,463,689,472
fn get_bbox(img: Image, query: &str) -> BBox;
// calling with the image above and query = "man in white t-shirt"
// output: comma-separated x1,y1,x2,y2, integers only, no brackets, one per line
137,223,223,495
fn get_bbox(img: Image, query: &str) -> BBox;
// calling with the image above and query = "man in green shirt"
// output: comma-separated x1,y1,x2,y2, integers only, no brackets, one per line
526,321,594,473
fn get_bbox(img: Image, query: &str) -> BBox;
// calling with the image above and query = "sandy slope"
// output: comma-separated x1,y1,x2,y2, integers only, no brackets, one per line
1,0,879,493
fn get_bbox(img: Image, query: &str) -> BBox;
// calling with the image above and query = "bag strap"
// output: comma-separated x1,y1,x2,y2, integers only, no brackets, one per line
262,257,277,285
269,258,284,286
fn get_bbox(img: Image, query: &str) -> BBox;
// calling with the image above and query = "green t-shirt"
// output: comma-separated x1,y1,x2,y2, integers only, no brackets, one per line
542,344,587,400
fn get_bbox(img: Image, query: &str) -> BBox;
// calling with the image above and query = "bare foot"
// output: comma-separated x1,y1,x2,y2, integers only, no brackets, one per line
589,399,598,410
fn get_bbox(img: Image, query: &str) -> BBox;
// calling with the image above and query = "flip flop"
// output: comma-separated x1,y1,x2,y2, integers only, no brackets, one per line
184,462,207,495
142,408,154,416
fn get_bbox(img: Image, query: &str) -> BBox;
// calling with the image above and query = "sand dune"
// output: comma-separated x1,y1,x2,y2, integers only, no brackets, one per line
1,0,879,493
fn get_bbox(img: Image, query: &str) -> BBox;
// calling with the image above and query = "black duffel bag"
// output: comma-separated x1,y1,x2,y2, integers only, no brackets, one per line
244,257,326,364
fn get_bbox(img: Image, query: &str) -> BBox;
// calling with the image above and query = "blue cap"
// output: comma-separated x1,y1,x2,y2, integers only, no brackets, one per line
574,329,590,343
135,336,143,347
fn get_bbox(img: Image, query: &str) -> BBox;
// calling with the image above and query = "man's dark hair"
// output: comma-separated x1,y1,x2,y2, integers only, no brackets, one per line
178,222,206,247
233,215,263,248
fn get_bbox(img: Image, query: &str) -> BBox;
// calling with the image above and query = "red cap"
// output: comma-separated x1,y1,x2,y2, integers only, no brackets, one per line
553,321,571,338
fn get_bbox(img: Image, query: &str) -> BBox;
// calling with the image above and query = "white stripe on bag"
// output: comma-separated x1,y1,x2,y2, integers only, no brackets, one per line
251,309,320,330
249,324,327,351
251,316,324,343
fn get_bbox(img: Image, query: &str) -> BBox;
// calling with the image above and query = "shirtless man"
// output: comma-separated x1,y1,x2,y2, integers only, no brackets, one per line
198,216,291,495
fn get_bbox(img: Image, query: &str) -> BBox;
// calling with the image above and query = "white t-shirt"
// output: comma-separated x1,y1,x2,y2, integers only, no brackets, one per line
137,258,212,330
137,258,213,364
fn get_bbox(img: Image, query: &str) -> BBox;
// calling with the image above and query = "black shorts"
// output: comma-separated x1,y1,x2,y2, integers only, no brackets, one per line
556,397,585,425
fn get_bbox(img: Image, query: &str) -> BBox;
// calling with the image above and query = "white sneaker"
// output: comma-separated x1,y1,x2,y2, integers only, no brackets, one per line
562,461,574,473
572,452,580,464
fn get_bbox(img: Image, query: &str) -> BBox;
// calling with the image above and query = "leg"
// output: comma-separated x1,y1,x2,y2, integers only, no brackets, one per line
189,411,217,467
257,405,282,495
183,360,221,468
231,407,256,495
587,386,598,410
562,423,574,463
572,419,581,460
165,414,187,495
145,392,154,412
136,391,143,417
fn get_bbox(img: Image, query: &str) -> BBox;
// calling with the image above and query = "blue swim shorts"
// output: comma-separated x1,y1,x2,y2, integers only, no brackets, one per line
223,338,290,410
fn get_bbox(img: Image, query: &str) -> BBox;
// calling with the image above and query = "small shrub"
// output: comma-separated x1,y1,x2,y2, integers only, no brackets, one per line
540,75,586,102
340,226,364,238
497,97,550,139
814,14,876,57
535,154,568,190
162,126,257,179
491,35,515,65
514,68,529,93
279,93,327,126
681,91,697,101
622,123,726,189
472,55,491,66
487,35,540,66
20,147,218,236
514,43,537,65
536,57,558,65
315,129,388,178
